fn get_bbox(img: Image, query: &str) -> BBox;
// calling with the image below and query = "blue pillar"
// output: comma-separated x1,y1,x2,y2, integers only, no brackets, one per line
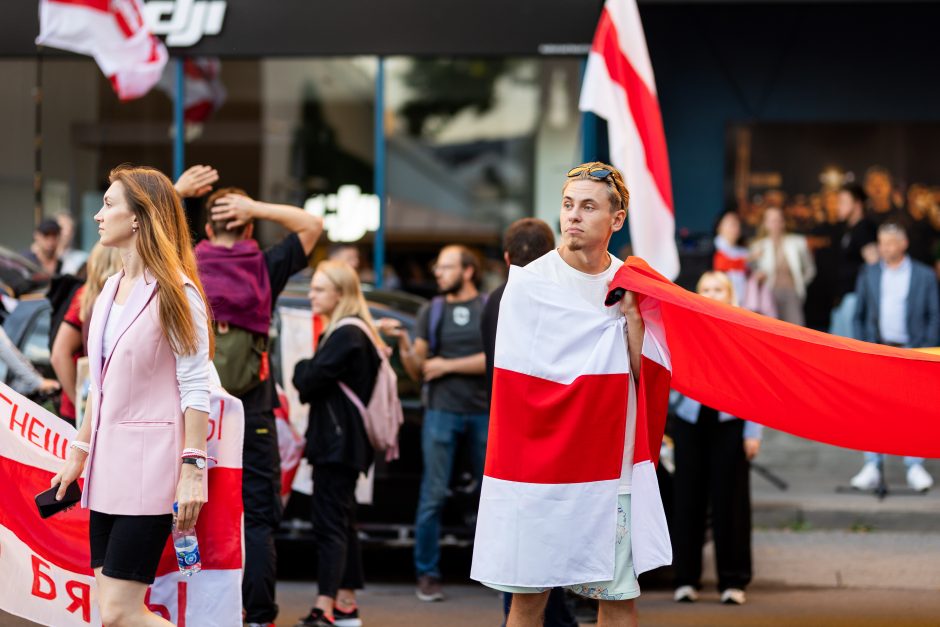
173,57,185,180
373,57,386,289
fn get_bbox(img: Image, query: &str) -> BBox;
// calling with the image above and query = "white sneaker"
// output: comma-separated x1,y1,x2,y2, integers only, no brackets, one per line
907,464,934,492
720,588,746,605
850,462,881,491
673,585,699,603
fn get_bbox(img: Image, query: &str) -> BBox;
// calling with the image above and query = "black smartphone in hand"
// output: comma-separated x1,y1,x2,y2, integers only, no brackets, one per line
35,482,81,519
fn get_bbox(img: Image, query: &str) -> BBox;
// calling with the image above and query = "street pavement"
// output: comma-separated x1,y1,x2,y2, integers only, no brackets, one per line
3,528,940,626
3,433,938,626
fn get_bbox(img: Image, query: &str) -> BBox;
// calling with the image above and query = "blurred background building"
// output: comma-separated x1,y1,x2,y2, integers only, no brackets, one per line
3,0,940,289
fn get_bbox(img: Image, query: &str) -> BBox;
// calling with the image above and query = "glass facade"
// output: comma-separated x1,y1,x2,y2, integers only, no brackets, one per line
0,55,582,289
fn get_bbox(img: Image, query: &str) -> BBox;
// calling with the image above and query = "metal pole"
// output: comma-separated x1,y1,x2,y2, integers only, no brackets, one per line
373,57,386,289
34,49,44,227
173,57,185,180
580,59,596,164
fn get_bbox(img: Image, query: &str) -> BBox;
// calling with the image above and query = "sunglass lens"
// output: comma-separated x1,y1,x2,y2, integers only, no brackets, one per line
589,169,612,179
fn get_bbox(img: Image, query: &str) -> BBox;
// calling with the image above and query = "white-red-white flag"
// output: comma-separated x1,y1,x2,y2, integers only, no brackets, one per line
158,57,227,124
0,382,244,626
579,0,679,280
36,0,168,100
470,265,672,587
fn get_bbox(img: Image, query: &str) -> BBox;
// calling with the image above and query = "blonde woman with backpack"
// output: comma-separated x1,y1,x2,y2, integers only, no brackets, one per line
292,260,385,627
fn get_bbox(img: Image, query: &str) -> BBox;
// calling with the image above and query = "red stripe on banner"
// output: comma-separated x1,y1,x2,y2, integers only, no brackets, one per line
591,8,673,211
0,456,91,574
634,352,671,466
486,368,628,484
155,467,243,577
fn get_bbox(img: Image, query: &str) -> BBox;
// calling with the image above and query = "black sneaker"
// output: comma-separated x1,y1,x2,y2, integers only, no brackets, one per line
294,607,335,627
333,604,362,627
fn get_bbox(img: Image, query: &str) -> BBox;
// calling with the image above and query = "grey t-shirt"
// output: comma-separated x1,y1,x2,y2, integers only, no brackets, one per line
416,295,489,414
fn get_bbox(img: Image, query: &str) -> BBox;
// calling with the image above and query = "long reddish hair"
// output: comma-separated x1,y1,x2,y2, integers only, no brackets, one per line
109,165,214,356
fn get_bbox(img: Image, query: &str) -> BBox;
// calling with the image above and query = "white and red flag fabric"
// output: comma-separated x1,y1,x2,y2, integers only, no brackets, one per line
36,0,168,100
471,264,672,587
158,57,227,124
579,0,679,280
0,382,244,627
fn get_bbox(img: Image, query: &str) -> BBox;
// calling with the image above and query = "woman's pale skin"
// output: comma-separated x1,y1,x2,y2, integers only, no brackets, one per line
305,270,360,619
50,179,209,627
697,275,761,461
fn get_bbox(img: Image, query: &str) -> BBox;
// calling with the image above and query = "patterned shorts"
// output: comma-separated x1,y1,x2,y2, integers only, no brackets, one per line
483,494,641,601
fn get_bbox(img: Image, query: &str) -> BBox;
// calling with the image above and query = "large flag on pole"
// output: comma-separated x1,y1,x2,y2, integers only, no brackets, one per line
36,0,168,100
580,0,680,280
0,382,244,626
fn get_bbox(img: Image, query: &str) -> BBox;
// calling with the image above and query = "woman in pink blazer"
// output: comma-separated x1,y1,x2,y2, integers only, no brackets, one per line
52,166,214,627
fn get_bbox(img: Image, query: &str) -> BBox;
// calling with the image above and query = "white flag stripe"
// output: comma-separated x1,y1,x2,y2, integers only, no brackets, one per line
471,477,620,587
494,265,629,383
604,0,657,94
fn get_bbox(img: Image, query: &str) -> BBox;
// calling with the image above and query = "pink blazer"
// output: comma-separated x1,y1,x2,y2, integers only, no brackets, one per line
82,270,192,515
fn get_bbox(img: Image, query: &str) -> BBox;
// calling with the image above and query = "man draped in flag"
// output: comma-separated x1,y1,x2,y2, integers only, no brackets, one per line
472,163,671,627
579,0,679,280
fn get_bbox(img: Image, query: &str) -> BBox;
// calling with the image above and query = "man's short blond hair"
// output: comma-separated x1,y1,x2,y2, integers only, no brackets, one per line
563,161,630,213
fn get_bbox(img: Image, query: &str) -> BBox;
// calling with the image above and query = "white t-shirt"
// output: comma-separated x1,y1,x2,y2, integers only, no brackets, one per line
525,249,636,494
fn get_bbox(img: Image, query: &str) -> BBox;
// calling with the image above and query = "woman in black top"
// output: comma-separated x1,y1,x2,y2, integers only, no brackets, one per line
292,260,381,627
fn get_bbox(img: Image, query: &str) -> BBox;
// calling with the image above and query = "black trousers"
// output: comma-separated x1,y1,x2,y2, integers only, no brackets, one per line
312,464,364,599
242,410,283,623
672,407,753,592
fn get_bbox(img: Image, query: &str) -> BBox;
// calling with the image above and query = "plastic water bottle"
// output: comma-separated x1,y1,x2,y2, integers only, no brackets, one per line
172,502,202,576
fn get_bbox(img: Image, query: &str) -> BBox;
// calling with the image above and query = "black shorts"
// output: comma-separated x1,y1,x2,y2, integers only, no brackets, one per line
89,510,173,584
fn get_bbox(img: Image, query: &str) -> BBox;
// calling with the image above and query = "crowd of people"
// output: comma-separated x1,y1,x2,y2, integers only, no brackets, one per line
713,166,939,493
0,159,935,627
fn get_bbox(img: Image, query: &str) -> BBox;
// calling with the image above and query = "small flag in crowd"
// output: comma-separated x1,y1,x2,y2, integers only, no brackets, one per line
36,0,168,100
580,0,680,280
471,265,672,588
158,57,227,124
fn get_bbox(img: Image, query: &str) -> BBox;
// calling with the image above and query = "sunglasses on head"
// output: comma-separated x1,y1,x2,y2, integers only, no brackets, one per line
567,165,614,180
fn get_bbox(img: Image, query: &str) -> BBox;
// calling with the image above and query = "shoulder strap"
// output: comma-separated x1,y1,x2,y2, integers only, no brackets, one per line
428,296,446,356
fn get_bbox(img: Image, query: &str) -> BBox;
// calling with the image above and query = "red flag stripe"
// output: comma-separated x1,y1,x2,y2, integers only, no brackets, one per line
47,0,110,11
156,467,244,576
591,7,674,211
0,456,90,573
0,456,243,576
486,368,628,484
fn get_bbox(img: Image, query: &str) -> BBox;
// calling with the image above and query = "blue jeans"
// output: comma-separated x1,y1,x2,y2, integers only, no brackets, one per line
863,452,925,467
414,408,488,578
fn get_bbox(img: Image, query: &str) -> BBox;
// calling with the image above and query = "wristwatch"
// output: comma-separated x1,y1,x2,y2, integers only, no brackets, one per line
182,457,206,470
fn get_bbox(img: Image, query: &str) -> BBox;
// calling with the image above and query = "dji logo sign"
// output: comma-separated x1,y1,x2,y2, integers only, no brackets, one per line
143,0,227,47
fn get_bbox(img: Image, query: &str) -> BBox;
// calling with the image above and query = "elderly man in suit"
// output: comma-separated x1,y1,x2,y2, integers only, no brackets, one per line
851,222,939,492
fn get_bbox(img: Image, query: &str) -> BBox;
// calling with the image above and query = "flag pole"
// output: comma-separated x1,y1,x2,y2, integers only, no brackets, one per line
33,47,44,227
373,56,386,289
173,57,185,180
580,58,597,163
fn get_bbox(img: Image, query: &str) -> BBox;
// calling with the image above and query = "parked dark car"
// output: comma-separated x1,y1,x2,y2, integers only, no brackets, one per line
272,277,478,550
